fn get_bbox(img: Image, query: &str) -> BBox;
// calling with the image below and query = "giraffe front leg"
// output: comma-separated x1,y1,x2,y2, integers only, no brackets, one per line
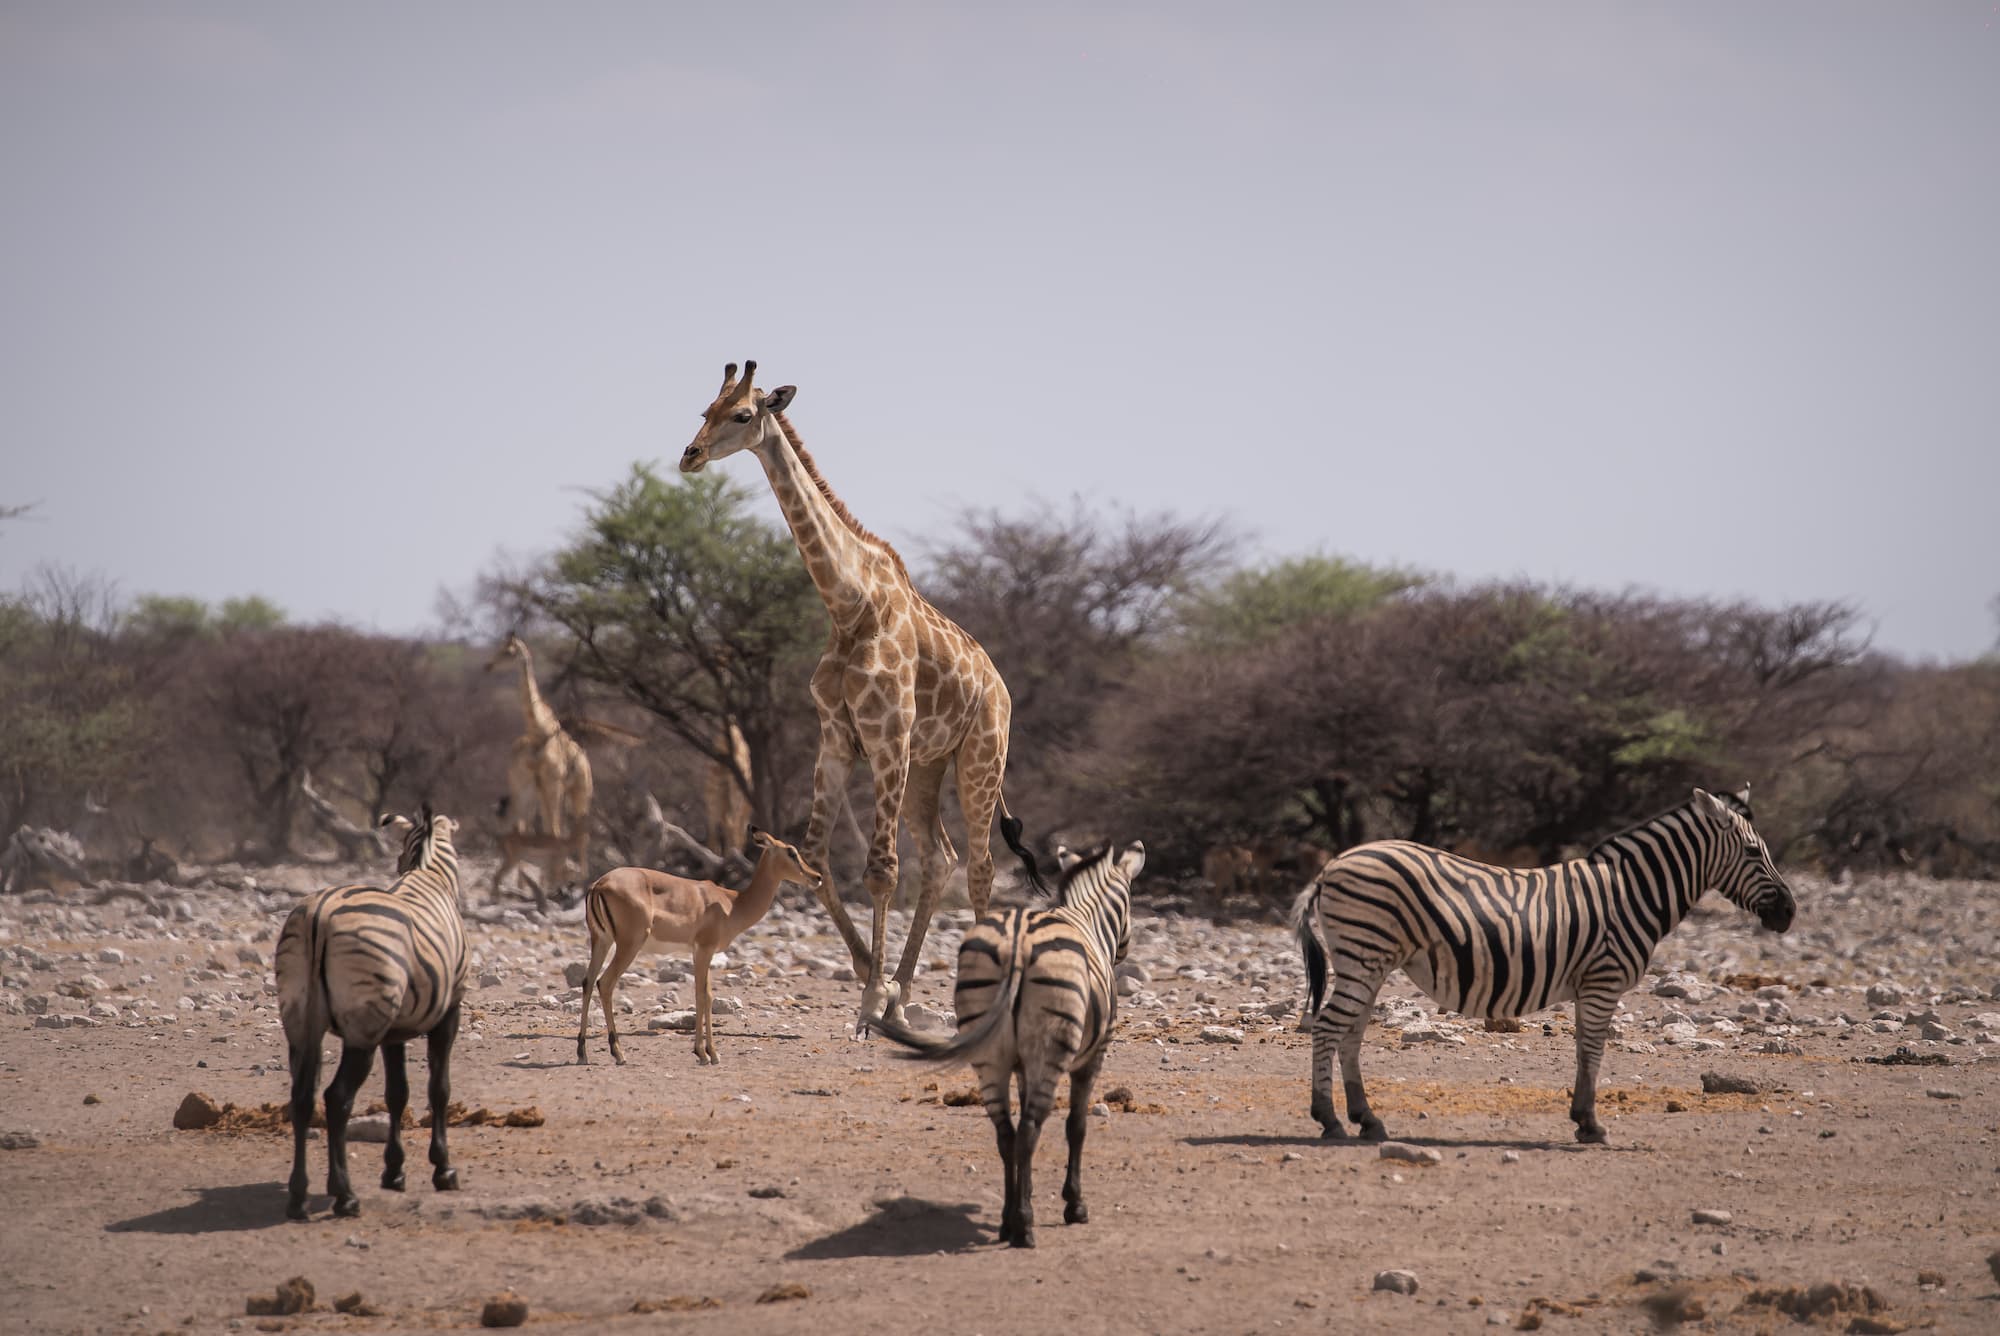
887,760,956,1022
1570,989,1617,1144
804,721,873,976
855,729,911,1037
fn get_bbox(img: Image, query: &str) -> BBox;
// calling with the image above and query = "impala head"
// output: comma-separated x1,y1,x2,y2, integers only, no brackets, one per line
680,360,797,474
1695,785,1794,933
747,825,823,890
485,631,529,673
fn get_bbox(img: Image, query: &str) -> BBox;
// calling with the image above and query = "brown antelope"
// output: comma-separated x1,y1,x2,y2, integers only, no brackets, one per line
575,827,822,1066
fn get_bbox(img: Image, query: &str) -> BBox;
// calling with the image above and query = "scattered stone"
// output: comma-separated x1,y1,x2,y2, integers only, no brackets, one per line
562,962,589,987
503,1106,545,1128
480,1290,528,1327
173,1092,224,1131
1864,982,1905,1008
1699,1071,1761,1095
1664,1099,1688,1113
1924,1088,1963,1100
748,1186,787,1199
1200,1025,1245,1045
900,1001,949,1031
245,1276,315,1317
756,1282,810,1304
1104,1086,1135,1104
1691,1209,1733,1225
1915,1269,1946,1289
1380,1142,1443,1166
1,1130,41,1150
96,948,126,965
1372,1270,1419,1295
346,1115,392,1143
1859,1047,1949,1067
1500,1150,1520,1164
651,1010,698,1032
333,1292,382,1317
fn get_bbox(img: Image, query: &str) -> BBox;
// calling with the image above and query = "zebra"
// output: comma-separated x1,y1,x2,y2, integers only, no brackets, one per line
274,806,470,1220
1294,787,1794,1145
874,838,1147,1248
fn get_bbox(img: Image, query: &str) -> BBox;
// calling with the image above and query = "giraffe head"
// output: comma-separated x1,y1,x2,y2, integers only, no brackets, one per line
680,360,796,473
485,631,529,674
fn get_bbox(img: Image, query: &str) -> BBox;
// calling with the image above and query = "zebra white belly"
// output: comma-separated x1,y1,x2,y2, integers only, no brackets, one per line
1398,947,1579,1018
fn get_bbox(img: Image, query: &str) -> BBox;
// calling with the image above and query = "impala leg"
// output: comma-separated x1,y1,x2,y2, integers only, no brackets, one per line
694,947,718,1065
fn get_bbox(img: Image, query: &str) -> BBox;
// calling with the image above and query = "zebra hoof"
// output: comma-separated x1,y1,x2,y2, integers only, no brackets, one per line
1064,1201,1088,1225
1011,1228,1037,1249
286,1199,310,1222
381,1170,406,1192
433,1167,460,1192
1317,1122,1348,1141
332,1195,361,1219
1357,1119,1388,1143
1575,1125,1607,1145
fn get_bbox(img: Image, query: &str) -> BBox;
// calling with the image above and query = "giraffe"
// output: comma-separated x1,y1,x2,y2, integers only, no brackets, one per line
486,632,593,883
702,720,753,861
680,360,1041,1033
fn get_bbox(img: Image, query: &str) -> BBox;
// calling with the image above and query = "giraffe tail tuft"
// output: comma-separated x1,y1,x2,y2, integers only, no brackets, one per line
998,812,1050,898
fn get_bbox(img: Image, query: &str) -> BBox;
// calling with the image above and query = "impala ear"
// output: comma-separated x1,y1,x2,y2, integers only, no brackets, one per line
747,825,770,847
762,385,796,413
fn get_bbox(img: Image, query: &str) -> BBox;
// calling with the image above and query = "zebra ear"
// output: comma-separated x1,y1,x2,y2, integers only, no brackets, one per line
1691,788,1728,822
1733,783,1752,808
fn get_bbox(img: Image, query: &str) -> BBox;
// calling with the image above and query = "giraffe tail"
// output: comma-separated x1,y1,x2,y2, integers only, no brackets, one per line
996,803,1050,897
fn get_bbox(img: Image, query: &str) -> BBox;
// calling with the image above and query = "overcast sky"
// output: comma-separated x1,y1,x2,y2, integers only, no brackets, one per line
3,3,1995,659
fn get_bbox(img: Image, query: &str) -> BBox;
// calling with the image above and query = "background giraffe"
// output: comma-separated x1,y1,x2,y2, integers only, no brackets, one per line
702,720,753,861
680,360,1040,1032
487,632,593,882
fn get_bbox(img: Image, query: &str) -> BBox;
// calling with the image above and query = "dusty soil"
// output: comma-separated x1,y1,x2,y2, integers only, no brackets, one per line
2,862,1997,1335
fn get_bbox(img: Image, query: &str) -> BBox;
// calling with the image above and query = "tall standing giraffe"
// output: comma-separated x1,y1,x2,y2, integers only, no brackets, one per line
487,633,593,881
680,360,1041,1032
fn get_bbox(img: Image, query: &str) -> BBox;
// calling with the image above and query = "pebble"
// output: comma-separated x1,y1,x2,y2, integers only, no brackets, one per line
1692,1209,1733,1225
480,1291,529,1328
1701,1071,1761,1095
900,1001,949,1031
1371,1270,1419,1295
1,1130,41,1150
1864,982,1906,1008
1199,1026,1244,1045
173,1092,224,1131
1500,1151,1520,1164
1924,1088,1963,1100
1379,1142,1443,1166
346,1116,392,1143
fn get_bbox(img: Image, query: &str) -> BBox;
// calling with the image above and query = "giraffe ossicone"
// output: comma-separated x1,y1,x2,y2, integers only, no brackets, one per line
680,359,1043,1035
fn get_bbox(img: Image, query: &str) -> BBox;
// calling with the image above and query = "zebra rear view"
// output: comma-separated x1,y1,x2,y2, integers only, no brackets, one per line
875,839,1146,1248
273,806,470,1220
1296,787,1794,1145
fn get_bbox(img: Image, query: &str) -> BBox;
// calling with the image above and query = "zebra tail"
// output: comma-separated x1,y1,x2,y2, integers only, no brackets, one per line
872,969,1020,1069
1292,881,1327,1018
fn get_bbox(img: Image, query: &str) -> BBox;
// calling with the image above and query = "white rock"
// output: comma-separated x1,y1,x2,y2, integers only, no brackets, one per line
1691,1208,1732,1225
1379,1142,1443,1165
346,1115,392,1143
1199,1026,1244,1045
96,949,126,965
562,962,589,988
901,1001,950,1032
1372,1270,1419,1295
1864,982,1905,1008
651,1010,698,1032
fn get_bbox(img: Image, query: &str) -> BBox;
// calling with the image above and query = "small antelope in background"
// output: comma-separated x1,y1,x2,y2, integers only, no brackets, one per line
576,827,822,1065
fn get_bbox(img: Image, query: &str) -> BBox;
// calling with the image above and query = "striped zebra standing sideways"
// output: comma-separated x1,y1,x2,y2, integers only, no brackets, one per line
1295,787,1795,1145
875,839,1147,1248
273,806,470,1220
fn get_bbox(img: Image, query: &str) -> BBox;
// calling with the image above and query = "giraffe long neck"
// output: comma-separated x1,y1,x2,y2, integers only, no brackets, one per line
515,651,561,739
753,414,891,624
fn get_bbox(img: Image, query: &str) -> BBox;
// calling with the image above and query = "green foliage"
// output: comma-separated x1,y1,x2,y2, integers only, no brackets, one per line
218,595,286,633
125,593,285,641
1613,708,1715,767
1178,553,1424,647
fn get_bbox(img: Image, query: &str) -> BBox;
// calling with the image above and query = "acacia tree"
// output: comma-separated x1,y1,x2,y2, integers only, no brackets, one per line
504,466,823,830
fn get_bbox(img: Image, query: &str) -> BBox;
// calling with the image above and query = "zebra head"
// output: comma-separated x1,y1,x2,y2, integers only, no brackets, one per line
681,360,797,474
1695,787,1794,933
381,807,460,876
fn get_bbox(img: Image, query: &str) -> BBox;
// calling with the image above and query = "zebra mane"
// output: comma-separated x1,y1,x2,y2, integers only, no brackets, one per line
1587,789,1750,861
1055,843,1119,904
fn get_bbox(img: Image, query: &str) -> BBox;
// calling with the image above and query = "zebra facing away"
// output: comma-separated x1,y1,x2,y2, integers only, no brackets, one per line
874,839,1147,1248
274,807,470,1220
1295,787,1794,1145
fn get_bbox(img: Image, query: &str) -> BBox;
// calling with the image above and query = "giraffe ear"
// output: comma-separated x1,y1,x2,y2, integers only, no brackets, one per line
761,385,796,413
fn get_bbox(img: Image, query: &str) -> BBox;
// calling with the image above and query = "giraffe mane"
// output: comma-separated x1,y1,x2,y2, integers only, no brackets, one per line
774,412,910,580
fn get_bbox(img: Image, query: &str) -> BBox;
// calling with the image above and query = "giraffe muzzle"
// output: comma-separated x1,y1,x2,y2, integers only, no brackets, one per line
679,446,707,473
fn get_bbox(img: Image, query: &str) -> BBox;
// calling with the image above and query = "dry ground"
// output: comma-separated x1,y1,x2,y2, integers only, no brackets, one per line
2,865,1997,1335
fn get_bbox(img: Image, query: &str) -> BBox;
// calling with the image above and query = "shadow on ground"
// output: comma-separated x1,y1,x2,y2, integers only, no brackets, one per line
106,1182,288,1234
786,1196,989,1260
1183,1132,1627,1153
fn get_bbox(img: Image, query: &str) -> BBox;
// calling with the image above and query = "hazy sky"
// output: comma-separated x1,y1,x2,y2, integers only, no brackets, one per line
3,3,1995,659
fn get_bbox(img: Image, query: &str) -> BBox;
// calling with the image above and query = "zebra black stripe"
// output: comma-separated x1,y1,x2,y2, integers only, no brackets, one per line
1295,787,1793,1145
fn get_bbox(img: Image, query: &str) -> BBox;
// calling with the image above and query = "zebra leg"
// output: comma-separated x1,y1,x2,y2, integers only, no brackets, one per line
379,1041,409,1191
982,1065,1022,1246
1310,959,1388,1140
1339,1016,1387,1142
1011,1070,1060,1249
426,1003,463,1191
1569,990,1617,1144
322,1043,376,1218
285,1038,321,1220
1062,1054,1105,1226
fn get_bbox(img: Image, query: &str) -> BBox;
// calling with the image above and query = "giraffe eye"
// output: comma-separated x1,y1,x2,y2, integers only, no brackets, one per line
733,410,754,423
